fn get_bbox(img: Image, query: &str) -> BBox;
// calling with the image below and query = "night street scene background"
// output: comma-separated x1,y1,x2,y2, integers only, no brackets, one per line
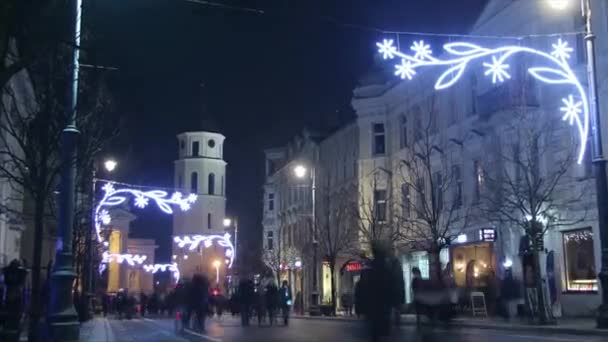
3,0,608,341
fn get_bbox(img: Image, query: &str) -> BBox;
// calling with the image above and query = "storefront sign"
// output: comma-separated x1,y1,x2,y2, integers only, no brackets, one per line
480,228,496,242
345,261,363,272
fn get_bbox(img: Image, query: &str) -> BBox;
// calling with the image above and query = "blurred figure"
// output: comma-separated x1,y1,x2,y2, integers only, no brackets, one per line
279,280,292,325
499,269,521,321
366,242,393,342
411,267,423,327
341,292,353,316
187,274,210,332
265,282,278,325
238,278,255,326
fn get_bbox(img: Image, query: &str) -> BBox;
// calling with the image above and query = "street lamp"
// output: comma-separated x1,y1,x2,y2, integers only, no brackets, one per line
82,158,118,321
292,164,318,308
223,217,238,267
212,260,221,284
548,0,608,328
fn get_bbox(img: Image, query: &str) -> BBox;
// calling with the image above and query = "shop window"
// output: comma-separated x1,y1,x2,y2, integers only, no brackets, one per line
562,228,597,292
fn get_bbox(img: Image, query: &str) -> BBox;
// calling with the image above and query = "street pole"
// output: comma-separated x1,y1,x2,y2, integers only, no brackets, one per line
81,169,96,321
582,0,608,328
234,218,238,267
311,166,319,307
48,0,82,339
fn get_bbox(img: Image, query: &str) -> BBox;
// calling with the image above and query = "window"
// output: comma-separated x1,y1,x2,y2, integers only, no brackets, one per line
562,228,597,292
208,213,212,230
374,189,387,222
372,123,386,155
400,115,408,148
178,175,183,189
474,160,484,202
221,176,225,195
267,231,274,250
416,178,425,218
401,183,410,218
208,173,215,195
208,139,216,148
192,141,200,157
414,109,422,141
452,165,462,208
513,144,522,188
191,172,198,193
470,75,477,116
433,171,443,211
180,140,185,150
268,193,275,211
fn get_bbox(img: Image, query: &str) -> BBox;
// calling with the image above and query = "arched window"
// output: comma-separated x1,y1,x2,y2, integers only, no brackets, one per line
191,172,198,193
208,173,215,195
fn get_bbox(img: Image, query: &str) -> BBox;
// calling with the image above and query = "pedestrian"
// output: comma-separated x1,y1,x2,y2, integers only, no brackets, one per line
366,242,393,342
411,266,423,327
279,280,292,325
499,269,520,321
265,282,278,325
238,278,255,326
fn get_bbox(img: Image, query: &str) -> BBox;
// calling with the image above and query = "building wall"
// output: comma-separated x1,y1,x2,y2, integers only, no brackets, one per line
127,238,157,294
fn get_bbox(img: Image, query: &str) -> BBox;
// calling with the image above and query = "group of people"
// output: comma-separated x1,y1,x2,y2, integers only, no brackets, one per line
234,279,293,326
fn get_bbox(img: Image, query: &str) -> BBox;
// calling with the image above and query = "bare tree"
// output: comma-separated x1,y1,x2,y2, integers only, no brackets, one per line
481,86,587,324
396,98,471,283
316,180,358,312
0,47,118,338
262,245,299,285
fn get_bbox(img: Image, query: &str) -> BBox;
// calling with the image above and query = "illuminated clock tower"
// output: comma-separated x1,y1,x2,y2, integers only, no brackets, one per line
172,130,227,281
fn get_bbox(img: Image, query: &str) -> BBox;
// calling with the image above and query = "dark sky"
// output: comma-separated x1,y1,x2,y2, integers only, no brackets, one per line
88,0,487,262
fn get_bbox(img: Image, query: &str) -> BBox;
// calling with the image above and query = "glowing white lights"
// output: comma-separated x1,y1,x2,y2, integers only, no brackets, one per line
173,233,235,268
395,59,416,80
143,263,180,283
503,258,513,268
94,182,197,243
560,95,583,125
483,55,510,83
102,252,147,266
375,38,589,164
551,38,573,60
456,234,468,244
411,40,433,61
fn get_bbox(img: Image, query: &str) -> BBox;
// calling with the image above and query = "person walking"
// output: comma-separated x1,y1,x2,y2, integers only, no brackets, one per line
279,280,292,325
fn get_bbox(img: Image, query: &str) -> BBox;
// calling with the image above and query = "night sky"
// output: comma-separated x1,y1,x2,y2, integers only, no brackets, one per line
88,0,487,263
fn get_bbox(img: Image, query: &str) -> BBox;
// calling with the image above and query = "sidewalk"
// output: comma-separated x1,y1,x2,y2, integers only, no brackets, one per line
292,313,608,336
79,317,115,342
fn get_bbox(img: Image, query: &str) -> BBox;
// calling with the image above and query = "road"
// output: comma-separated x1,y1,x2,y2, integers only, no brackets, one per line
82,316,602,342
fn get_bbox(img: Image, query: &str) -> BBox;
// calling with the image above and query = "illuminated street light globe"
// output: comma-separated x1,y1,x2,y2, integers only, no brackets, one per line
212,260,221,268
293,165,307,178
223,218,232,227
546,0,569,10
104,159,118,172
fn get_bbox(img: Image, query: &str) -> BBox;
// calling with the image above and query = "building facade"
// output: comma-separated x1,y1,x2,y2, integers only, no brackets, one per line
172,131,229,283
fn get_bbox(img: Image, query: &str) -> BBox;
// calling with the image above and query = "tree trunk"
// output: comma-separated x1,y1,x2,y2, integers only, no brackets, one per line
329,260,336,315
532,250,549,324
27,195,46,342
428,246,443,286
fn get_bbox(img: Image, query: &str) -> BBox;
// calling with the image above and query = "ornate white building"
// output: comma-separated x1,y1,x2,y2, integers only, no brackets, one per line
172,131,228,282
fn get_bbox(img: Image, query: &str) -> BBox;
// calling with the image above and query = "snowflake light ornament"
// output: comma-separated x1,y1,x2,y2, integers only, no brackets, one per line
395,59,416,80
376,39,397,59
99,209,111,225
374,37,589,164
134,195,149,208
551,38,573,60
173,234,235,268
560,95,582,125
411,40,433,61
483,56,510,83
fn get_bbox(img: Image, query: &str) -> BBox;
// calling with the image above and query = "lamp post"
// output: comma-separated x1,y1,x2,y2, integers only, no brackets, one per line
548,0,608,328
47,0,82,339
82,158,117,321
212,260,221,284
293,164,318,308
223,217,238,266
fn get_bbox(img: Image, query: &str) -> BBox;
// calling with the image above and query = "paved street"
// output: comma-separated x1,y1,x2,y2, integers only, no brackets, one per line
80,316,605,342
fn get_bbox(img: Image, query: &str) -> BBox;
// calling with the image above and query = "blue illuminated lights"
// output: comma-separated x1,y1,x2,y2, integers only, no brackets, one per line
143,263,181,283
94,182,197,274
173,233,235,268
375,38,589,164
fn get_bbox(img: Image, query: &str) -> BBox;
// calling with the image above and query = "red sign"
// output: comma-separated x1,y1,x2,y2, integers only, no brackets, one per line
345,261,363,272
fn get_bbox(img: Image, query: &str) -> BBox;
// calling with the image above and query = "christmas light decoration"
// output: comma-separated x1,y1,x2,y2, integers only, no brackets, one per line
376,38,589,164
173,233,235,268
143,263,181,283
94,182,197,243
101,252,147,266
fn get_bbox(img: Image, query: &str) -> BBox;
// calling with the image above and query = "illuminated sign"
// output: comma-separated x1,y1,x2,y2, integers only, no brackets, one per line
480,228,496,242
345,261,363,272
